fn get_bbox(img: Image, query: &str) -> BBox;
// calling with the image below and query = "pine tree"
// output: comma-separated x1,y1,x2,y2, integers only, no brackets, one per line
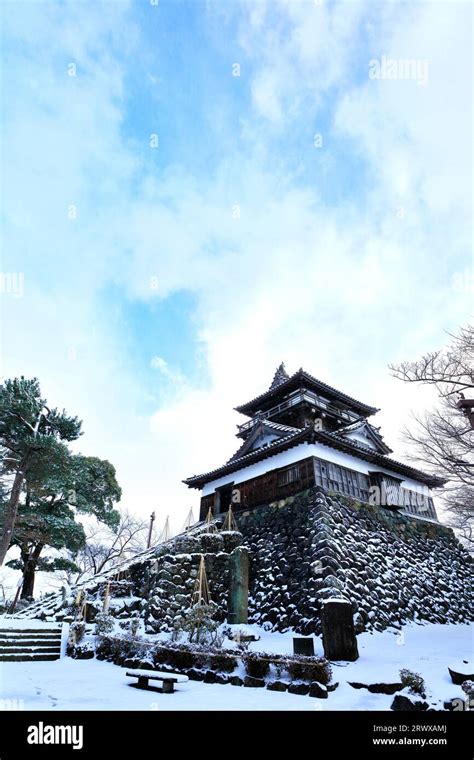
7,453,121,598
0,377,82,564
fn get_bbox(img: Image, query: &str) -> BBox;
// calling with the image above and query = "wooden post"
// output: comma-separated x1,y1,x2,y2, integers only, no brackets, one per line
228,546,249,624
192,555,211,606
222,504,239,532
157,516,171,544
205,507,216,533
321,599,359,661
181,507,195,532
147,511,155,549
103,582,110,613
9,578,23,614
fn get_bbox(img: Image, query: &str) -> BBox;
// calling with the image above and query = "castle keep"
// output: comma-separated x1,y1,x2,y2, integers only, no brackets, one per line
16,365,473,636
185,363,443,521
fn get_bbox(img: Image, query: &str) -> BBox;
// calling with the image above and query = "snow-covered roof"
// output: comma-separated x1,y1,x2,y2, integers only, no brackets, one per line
183,426,445,490
234,367,379,417
229,418,301,462
337,419,392,455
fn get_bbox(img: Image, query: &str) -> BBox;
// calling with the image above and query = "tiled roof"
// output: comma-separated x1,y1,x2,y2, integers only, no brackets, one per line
337,419,392,454
227,418,301,463
250,418,300,434
269,362,290,389
183,425,445,490
235,368,378,416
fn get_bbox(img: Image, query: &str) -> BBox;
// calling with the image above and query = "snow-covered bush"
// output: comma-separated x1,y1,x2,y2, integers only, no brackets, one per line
95,633,149,664
69,642,94,660
154,643,205,670
206,651,236,673
245,652,270,679
68,622,86,645
286,655,332,685
461,680,474,699
94,612,115,636
118,616,142,637
153,642,237,673
399,668,426,697
180,603,222,645
130,616,140,637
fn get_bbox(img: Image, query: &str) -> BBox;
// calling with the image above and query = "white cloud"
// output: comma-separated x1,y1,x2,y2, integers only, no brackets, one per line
2,0,471,535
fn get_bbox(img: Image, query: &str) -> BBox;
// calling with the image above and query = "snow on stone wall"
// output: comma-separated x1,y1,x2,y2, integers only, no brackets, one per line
237,487,473,635
11,488,472,639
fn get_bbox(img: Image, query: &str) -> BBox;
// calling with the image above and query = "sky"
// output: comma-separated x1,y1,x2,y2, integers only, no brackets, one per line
0,0,472,534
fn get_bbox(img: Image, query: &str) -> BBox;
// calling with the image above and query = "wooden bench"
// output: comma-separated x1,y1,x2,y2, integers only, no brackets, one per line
126,669,189,694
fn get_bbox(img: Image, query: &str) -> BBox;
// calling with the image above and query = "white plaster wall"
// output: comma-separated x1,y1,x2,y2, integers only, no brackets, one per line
344,430,377,449
200,441,433,498
201,444,311,496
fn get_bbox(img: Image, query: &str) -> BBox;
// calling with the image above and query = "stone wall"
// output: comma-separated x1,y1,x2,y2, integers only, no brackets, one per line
14,487,473,638
127,529,244,633
237,487,473,635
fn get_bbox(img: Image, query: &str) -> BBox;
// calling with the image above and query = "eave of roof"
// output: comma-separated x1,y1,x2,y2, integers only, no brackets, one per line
183,427,446,490
339,419,393,455
234,369,378,417
228,418,301,462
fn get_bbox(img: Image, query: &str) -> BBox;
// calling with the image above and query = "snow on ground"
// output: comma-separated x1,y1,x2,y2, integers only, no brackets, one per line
0,621,472,711
0,561,69,604
0,618,61,630
0,658,316,712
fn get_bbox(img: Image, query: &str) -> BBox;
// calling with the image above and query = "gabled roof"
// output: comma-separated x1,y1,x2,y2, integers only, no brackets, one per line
228,418,300,462
183,425,446,490
338,419,392,455
235,367,378,418
269,362,290,389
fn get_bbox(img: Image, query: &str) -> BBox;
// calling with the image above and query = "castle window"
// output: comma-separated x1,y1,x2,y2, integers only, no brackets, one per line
400,488,437,520
278,465,301,486
314,458,369,502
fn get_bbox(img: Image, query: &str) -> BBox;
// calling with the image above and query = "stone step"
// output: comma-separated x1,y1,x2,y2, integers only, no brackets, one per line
0,640,61,648
0,629,62,637
0,633,61,640
0,646,61,655
0,653,60,662
0,636,61,647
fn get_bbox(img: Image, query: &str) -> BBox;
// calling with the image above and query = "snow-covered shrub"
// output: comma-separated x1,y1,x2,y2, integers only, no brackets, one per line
461,681,474,699
69,642,94,660
94,612,115,636
181,603,221,645
68,622,86,645
169,625,184,643
130,616,140,637
95,634,149,664
245,652,270,679
153,644,205,671
399,669,426,697
118,616,141,637
286,655,332,685
206,652,236,673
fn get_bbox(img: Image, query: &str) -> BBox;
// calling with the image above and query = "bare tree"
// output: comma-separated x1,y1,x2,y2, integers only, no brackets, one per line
390,325,474,548
73,511,150,582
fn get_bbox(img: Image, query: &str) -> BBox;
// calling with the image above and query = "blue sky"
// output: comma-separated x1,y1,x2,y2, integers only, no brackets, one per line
1,0,472,528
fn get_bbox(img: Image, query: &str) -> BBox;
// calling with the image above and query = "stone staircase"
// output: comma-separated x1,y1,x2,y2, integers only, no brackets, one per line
0,626,63,662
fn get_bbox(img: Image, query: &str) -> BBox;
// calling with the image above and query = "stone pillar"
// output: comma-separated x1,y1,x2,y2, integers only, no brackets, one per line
321,599,359,661
228,546,249,624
